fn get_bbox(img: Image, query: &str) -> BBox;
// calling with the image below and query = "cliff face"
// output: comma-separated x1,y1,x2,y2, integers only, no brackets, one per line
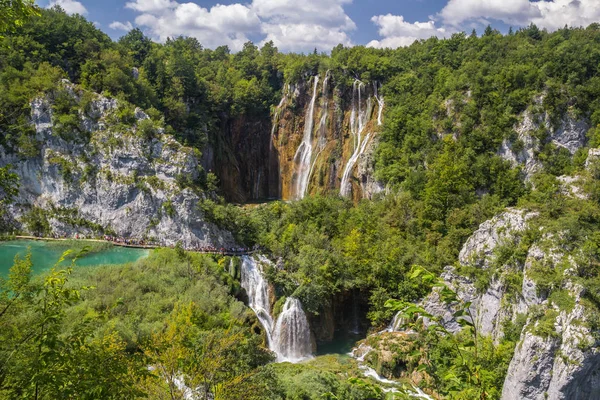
272,74,384,201
498,101,589,181
202,114,280,203
200,73,385,203
417,151,600,399
1,81,234,247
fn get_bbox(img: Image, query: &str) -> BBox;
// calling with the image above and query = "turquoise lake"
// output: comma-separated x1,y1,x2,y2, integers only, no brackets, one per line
0,240,149,276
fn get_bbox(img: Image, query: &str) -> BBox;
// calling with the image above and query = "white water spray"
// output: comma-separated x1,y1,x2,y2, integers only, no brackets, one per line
241,255,274,346
374,81,384,126
240,256,313,363
340,80,373,197
292,76,320,199
272,297,313,362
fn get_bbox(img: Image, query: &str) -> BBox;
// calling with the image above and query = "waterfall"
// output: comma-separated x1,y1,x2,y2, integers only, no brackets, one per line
307,71,331,189
374,82,384,126
272,297,313,363
292,76,320,200
241,255,274,346
340,80,373,197
240,255,313,363
351,289,360,334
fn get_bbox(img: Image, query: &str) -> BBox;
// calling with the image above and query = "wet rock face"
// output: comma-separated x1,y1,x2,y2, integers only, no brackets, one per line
271,75,385,201
1,84,234,248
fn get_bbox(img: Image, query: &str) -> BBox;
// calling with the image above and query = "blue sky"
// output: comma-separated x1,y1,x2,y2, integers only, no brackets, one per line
38,0,600,52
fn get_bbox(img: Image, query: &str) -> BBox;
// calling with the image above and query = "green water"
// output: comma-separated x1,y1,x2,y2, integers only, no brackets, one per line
0,240,149,276
317,332,363,356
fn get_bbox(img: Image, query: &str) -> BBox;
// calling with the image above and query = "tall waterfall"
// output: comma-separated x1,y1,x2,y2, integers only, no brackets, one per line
292,76,320,200
240,255,313,363
340,80,373,197
272,298,313,362
307,71,331,187
374,82,384,126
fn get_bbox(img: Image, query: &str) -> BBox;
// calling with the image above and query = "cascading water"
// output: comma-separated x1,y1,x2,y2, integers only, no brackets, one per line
374,81,384,126
292,76,320,200
241,255,274,346
272,297,313,362
240,255,313,363
307,71,331,187
340,80,373,197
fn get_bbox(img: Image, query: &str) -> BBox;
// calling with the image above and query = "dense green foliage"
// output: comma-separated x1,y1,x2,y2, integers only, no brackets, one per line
2,6,600,399
0,249,279,399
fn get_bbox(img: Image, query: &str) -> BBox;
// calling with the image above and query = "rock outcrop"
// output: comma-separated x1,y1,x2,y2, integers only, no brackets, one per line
416,206,600,399
498,106,589,181
1,82,234,248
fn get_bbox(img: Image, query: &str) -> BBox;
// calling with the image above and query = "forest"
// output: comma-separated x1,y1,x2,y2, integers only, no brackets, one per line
2,3,600,399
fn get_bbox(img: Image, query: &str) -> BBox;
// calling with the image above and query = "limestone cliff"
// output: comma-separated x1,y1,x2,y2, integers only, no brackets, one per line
271,74,385,201
417,153,600,398
1,81,234,247
498,100,589,181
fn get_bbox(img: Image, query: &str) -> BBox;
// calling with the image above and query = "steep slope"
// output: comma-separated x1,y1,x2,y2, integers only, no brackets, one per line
0,81,233,247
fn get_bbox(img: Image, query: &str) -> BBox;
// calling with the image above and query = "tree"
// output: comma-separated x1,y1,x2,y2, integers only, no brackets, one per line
0,0,40,37
118,28,152,65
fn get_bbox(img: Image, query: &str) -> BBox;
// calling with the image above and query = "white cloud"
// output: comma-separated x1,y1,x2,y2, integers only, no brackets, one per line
254,0,354,52
367,14,450,49
125,0,178,13
47,0,87,15
367,0,600,49
109,21,134,31
126,0,261,51
124,0,355,52
439,0,600,31
261,23,352,52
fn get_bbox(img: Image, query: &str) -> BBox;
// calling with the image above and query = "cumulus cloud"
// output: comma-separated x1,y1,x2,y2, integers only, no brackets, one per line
439,0,600,31
124,0,355,52
47,0,87,15
254,0,355,51
367,14,450,49
125,0,262,51
109,21,134,31
367,0,600,49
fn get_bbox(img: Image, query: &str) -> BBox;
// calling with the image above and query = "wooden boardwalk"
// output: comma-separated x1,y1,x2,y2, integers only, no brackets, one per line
12,236,258,257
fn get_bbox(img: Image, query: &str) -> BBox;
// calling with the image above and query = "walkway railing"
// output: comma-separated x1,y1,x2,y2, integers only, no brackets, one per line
12,236,260,256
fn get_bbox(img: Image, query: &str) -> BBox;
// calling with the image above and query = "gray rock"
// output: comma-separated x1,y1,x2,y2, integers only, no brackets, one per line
458,209,534,268
0,83,234,248
502,285,600,400
357,137,385,199
498,108,589,181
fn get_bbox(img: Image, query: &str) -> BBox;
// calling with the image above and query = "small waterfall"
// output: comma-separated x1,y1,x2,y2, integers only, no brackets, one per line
351,289,360,334
241,256,313,363
272,297,313,362
381,311,402,333
374,82,384,126
241,256,274,346
340,80,373,197
350,342,433,399
292,76,320,200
